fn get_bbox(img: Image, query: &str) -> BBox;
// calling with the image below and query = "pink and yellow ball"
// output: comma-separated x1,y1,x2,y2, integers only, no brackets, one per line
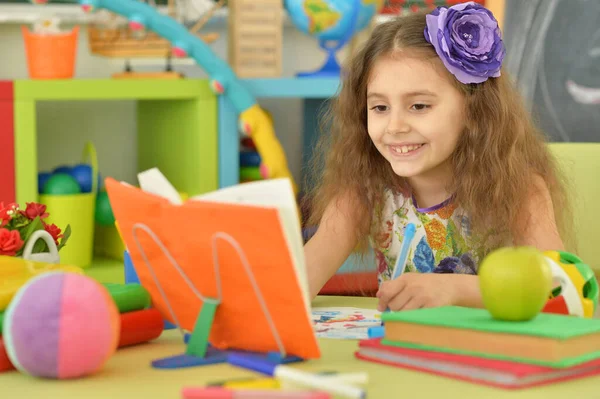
4,272,120,379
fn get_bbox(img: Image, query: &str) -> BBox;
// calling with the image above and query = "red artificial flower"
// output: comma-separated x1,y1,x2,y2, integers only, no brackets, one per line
43,222,63,245
0,228,24,256
0,202,17,228
20,202,49,220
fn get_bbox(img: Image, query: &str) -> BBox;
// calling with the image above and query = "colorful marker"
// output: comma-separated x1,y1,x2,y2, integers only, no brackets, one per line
181,387,331,399
207,377,280,390
367,326,384,339
384,223,417,312
227,354,366,399
391,223,416,280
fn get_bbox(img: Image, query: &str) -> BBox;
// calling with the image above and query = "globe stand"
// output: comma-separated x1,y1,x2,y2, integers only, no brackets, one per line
297,0,361,78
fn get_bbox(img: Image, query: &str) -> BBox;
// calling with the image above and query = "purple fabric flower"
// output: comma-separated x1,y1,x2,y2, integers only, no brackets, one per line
424,1,505,84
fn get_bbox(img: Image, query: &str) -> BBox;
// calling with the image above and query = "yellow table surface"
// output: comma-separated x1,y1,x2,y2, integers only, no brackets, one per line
2,295,600,398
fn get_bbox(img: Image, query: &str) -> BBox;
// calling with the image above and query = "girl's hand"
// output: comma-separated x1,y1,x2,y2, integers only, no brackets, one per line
376,273,481,312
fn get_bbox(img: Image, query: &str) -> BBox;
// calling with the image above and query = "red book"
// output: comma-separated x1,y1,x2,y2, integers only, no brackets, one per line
355,338,600,389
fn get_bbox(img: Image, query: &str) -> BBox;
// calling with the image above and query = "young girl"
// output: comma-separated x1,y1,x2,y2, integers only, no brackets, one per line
303,2,572,312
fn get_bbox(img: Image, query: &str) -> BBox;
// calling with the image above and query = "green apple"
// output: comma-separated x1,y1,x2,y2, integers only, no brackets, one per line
479,246,553,321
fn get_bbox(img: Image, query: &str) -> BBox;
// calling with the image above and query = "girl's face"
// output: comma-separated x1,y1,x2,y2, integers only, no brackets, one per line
366,54,466,181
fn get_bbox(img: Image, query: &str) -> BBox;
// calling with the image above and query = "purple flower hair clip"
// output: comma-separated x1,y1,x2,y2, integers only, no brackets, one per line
424,1,506,84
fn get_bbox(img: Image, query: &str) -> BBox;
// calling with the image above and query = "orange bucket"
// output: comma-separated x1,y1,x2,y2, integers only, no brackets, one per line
22,25,79,79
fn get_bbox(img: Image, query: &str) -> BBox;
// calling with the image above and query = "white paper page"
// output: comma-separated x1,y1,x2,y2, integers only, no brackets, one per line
137,167,183,205
192,179,310,313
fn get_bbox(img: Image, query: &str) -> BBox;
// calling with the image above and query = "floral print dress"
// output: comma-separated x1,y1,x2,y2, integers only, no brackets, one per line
370,190,479,284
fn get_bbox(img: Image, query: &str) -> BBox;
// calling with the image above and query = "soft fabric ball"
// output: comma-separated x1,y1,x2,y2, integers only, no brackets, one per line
3,272,120,379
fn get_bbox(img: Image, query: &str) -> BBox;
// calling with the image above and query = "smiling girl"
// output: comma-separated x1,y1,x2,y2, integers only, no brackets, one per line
303,2,572,312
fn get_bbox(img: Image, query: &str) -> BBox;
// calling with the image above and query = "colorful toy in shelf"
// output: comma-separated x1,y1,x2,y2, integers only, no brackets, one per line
70,0,298,194
95,191,115,226
39,163,101,194
239,145,263,183
3,272,120,379
38,142,98,268
240,151,261,169
284,0,384,77
240,104,298,193
542,250,599,318
42,173,81,195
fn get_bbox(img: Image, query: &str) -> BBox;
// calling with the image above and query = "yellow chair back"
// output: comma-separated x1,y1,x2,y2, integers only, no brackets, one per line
549,143,600,271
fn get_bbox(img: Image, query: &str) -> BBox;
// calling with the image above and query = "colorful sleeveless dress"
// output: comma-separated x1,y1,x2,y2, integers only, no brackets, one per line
370,189,479,284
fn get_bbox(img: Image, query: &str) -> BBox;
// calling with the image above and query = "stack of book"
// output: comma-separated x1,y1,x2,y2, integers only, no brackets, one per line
355,306,600,389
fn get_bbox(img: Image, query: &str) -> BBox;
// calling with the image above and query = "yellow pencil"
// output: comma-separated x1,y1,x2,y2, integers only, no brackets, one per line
224,378,280,390
207,377,280,390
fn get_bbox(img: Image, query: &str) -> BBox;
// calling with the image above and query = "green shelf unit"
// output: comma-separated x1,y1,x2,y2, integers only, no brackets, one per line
13,79,218,204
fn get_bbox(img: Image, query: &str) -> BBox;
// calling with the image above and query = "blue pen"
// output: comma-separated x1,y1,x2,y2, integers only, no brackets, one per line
367,325,385,339
383,223,416,313
391,223,416,280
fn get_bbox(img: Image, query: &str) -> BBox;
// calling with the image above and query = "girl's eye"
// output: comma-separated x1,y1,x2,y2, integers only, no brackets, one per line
370,105,388,112
411,104,430,111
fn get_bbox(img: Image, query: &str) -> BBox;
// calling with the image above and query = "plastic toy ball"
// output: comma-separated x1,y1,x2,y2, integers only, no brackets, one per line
68,163,95,193
95,191,115,226
3,272,120,379
38,172,51,193
52,165,72,175
43,173,81,195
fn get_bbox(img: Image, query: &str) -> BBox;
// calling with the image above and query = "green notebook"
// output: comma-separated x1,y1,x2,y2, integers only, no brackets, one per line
381,306,600,368
382,306,600,339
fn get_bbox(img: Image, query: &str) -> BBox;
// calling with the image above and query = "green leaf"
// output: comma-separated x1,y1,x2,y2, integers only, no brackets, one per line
21,216,44,243
32,239,48,254
57,225,71,251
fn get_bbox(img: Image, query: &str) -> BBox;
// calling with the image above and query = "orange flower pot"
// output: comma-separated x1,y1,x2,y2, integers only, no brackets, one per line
22,25,79,79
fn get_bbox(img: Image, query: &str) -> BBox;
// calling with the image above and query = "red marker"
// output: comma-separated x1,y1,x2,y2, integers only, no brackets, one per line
181,387,331,399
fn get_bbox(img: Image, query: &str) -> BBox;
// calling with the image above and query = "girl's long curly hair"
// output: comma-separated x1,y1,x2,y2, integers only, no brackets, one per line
304,12,574,259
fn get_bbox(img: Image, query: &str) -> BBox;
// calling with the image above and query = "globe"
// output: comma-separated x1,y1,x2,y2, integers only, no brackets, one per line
285,0,384,77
